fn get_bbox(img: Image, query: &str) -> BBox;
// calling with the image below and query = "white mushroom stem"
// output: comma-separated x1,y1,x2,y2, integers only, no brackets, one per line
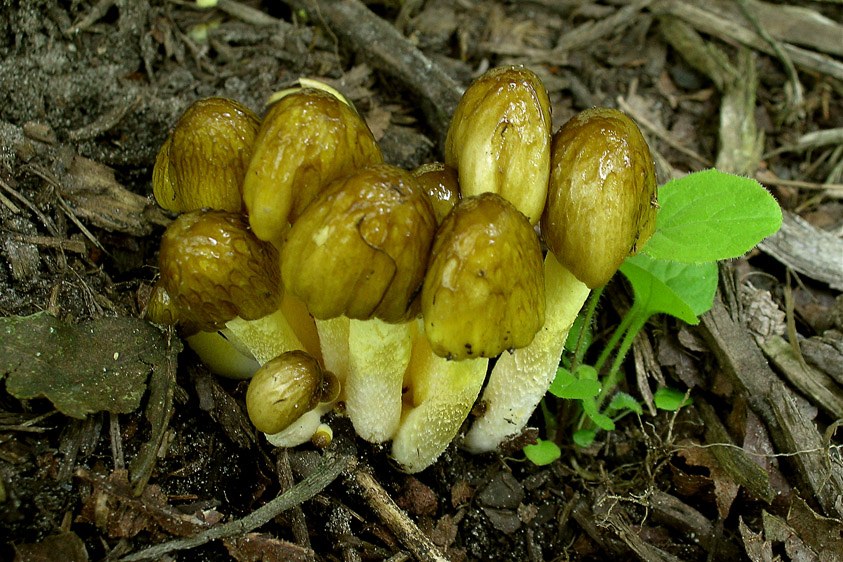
185,330,261,380
225,308,304,365
264,402,333,448
463,252,590,453
185,308,304,379
391,323,489,473
314,316,351,383
344,318,415,443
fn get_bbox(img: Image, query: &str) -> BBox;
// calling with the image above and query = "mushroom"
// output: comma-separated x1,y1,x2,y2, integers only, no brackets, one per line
246,350,339,434
411,162,461,224
390,191,545,471
464,107,658,453
150,209,308,375
153,97,259,214
421,192,545,361
445,65,552,225
243,87,384,247
280,163,437,442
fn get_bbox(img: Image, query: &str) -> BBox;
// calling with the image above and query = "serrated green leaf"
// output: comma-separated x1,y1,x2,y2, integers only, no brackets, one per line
606,392,643,415
0,313,166,418
620,254,718,324
643,169,782,263
523,438,561,465
654,387,693,411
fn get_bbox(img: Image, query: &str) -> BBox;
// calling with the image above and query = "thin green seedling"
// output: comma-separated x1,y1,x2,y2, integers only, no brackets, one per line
523,169,782,465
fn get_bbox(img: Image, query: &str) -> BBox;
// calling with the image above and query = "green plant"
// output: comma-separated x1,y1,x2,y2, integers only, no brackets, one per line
523,169,782,465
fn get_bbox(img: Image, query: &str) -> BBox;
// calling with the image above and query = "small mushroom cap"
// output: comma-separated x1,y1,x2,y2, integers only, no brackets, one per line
158,210,281,332
281,164,436,323
243,88,384,245
411,162,460,225
422,192,545,360
541,107,658,289
153,97,259,213
445,65,552,224
246,350,333,434
145,281,179,326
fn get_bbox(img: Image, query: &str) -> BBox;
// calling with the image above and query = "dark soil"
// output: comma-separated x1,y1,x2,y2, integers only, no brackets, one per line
2,1,842,561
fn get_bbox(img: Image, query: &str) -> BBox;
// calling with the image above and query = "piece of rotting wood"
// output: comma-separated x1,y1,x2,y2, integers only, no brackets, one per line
759,211,843,291
659,0,843,81
699,285,843,519
759,335,843,420
283,0,463,151
352,469,449,562
695,397,776,503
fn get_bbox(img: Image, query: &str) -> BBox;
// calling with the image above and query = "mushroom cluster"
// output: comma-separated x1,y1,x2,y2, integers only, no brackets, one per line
146,67,658,472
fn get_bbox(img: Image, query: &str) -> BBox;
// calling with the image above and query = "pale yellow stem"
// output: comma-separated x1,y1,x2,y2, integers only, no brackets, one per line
345,318,416,443
224,308,304,365
391,323,488,472
463,252,590,453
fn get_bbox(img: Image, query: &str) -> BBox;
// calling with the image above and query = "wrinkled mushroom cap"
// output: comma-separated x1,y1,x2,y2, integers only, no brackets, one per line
445,65,552,224
158,210,281,332
422,192,545,360
243,88,384,245
246,350,339,434
281,164,437,323
153,97,259,213
541,107,658,289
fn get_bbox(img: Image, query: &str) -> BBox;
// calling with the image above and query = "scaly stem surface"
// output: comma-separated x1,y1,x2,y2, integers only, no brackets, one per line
463,252,590,453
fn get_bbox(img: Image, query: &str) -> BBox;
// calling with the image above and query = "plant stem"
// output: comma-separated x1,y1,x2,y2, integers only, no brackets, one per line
571,286,604,371
593,300,636,373
594,308,649,411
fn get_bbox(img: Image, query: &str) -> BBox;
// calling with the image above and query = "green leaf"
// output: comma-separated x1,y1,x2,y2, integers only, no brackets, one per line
606,392,643,416
573,429,596,447
548,366,601,399
643,169,782,263
620,254,718,324
582,397,615,431
654,387,693,411
0,313,167,418
523,438,561,465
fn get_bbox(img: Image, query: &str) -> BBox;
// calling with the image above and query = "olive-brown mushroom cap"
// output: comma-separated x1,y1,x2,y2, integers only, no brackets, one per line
246,350,337,434
281,164,436,323
422,192,545,360
153,97,259,213
541,107,658,289
411,162,460,225
445,65,552,225
243,88,384,245
157,210,281,332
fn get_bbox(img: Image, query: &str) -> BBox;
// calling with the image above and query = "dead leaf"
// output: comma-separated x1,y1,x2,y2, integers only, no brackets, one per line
61,154,171,236
76,468,212,539
677,440,740,518
12,531,89,562
786,495,843,562
0,313,166,418
739,516,773,562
